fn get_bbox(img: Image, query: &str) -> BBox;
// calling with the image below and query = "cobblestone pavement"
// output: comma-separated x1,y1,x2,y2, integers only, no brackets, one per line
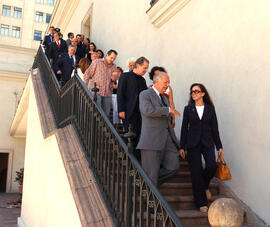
0,193,21,227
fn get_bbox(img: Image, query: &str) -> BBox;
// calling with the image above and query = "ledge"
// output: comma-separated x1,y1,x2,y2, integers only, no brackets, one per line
147,0,191,28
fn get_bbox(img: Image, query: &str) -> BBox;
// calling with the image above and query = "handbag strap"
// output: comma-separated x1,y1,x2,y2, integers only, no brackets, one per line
217,153,226,164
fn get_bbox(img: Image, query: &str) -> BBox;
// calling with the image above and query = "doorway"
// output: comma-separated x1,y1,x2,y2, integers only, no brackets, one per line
81,4,93,39
0,153,8,192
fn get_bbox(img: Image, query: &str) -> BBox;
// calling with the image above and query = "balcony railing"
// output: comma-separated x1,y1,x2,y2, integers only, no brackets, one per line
32,45,183,227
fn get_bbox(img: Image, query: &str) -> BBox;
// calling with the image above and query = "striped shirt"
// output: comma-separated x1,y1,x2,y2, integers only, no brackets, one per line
84,58,117,97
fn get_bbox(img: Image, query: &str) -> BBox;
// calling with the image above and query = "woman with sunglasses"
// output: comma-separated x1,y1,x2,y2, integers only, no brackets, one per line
179,83,223,213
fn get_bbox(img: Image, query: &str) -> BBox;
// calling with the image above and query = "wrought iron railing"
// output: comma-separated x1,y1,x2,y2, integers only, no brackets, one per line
33,45,183,227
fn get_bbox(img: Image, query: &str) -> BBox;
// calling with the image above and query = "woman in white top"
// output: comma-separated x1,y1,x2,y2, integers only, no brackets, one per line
179,83,223,213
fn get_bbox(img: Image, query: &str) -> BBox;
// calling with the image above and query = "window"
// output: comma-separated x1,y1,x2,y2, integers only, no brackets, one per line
2,5,11,16
0,25,9,36
34,30,42,41
14,7,22,18
35,12,43,22
46,14,52,23
36,0,44,4
12,26,20,38
47,0,54,6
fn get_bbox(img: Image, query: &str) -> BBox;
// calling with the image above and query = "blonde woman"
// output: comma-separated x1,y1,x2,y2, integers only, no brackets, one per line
72,57,90,81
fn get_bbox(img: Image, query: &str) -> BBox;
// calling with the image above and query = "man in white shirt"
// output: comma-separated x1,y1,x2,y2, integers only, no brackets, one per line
137,72,181,186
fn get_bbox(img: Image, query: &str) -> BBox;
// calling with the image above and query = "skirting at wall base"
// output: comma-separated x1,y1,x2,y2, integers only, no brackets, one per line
18,217,27,227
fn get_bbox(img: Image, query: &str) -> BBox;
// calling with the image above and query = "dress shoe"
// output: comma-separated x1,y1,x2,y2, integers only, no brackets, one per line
205,189,212,200
199,206,208,212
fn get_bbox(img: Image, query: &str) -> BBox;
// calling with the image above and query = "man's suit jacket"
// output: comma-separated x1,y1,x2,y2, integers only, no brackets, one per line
136,88,180,151
180,104,223,150
117,71,147,120
48,39,67,65
43,34,53,48
66,38,72,47
54,53,79,83
76,42,86,61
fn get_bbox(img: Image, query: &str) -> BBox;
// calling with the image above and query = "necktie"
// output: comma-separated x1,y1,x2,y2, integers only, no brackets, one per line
159,94,167,107
70,56,74,65
57,41,60,48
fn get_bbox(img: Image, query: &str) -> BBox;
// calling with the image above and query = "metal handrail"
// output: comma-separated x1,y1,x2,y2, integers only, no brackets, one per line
32,45,183,227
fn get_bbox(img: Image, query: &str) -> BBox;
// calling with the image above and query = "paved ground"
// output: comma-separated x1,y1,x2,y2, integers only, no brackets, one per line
0,193,21,227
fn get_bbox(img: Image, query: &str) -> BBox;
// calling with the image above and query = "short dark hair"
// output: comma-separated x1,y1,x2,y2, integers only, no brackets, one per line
76,34,81,38
49,26,54,29
134,57,149,68
149,66,167,80
96,49,104,58
54,32,60,37
107,49,118,56
117,66,123,74
68,32,74,38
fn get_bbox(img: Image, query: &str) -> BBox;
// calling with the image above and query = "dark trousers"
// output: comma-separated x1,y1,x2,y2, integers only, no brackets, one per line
123,113,141,161
187,143,217,208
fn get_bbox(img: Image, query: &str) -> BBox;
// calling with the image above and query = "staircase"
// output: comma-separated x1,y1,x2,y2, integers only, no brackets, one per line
158,160,254,227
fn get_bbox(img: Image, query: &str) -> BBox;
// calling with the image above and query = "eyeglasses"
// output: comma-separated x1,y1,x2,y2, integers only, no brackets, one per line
190,90,201,94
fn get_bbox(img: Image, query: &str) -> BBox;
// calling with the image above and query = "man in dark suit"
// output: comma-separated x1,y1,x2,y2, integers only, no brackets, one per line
75,34,86,61
137,72,181,186
43,26,55,49
117,57,149,160
54,45,78,85
48,32,68,72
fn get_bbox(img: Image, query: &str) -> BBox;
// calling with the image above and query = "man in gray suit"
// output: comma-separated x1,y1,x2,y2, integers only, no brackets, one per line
137,72,181,186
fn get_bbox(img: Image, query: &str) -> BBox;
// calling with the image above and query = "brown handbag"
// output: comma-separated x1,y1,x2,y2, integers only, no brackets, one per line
215,154,232,180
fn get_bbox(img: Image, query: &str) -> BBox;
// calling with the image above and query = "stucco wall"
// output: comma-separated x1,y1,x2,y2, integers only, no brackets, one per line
20,78,82,227
58,0,270,224
0,75,27,192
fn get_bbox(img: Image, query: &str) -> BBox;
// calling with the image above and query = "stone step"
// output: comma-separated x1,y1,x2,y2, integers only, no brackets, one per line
179,161,190,171
167,171,192,183
159,182,219,196
175,209,209,227
164,195,226,210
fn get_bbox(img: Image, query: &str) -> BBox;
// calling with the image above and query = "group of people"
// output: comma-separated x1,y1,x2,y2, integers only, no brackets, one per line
42,26,224,213
42,26,106,85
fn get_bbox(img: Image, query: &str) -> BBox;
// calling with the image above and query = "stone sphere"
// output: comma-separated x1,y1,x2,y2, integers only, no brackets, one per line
208,198,244,227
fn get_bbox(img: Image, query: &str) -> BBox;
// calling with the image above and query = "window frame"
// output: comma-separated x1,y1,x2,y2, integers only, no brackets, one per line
35,11,44,23
34,30,42,41
46,13,52,23
36,0,44,4
0,24,9,36
12,26,20,38
47,0,55,6
13,7,22,19
2,5,11,17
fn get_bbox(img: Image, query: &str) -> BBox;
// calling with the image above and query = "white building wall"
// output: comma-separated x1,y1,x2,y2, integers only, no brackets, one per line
20,78,82,227
58,0,270,224
0,74,27,192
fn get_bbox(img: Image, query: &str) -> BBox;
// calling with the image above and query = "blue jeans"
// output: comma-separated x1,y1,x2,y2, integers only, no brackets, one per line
96,94,112,117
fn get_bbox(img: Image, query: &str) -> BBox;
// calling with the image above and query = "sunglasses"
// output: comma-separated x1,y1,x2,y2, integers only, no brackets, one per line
190,90,202,94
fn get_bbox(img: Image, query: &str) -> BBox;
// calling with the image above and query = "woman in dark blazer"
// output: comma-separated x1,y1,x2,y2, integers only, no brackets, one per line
179,83,223,213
